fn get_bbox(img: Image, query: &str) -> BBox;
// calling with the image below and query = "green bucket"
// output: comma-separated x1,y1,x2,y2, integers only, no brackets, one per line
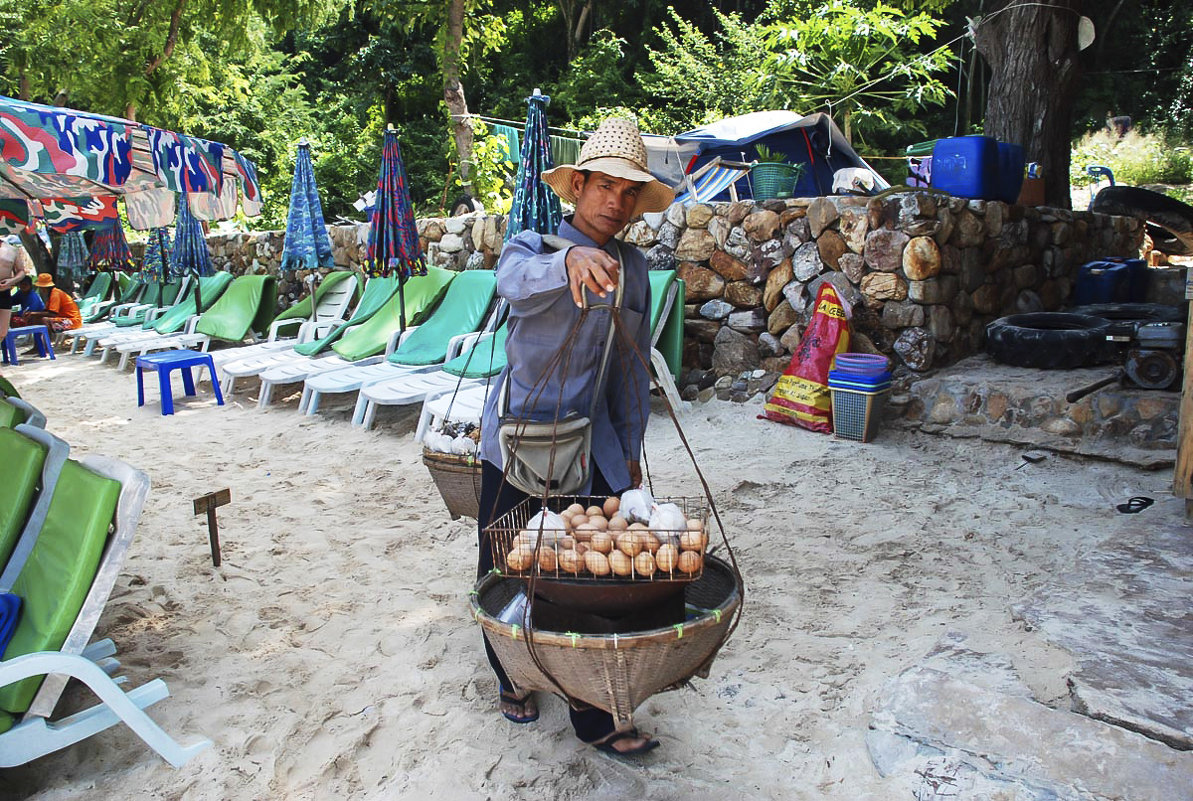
751,163,800,200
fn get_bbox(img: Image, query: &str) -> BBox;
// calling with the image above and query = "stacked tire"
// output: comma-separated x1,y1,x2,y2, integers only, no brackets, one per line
985,313,1113,369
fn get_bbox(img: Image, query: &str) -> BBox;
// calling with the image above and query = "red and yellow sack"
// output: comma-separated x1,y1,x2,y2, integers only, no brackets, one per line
760,284,851,432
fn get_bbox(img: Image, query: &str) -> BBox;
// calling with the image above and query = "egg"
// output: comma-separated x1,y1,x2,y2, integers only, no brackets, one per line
572,523,600,543
584,550,611,576
609,550,634,577
505,546,534,572
559,535,576,550
558,549,582,574
617,530,644,558
607,515,628,532
569,514,589,530
585,505,604,518
679,530,704,552
603,496,620,517
575,542,590,556
566,503,586,517
678,550,703,574
589,531,614,554
634,551,656,577
538,547,558,573
655,543,679,572
643,532,661,554
687,518,704,533
587,515,609,531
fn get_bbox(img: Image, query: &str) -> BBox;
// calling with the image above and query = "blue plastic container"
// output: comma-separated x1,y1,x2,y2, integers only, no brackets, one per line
930,136,999,200
1071,258,1148,305
996,142,1025,203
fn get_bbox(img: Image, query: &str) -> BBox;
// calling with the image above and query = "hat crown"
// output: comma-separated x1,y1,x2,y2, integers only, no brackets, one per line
578,118,649,173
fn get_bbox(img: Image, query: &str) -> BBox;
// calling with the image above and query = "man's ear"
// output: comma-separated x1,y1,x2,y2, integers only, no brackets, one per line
569,171,588,197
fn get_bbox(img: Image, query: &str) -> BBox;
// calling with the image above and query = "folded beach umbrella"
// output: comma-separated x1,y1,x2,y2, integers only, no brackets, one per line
171,194,213,278
87,222,133,272
366,125,427,333
140,227,172,283
56,231,89,282
505,89,562,242
281,140,334,272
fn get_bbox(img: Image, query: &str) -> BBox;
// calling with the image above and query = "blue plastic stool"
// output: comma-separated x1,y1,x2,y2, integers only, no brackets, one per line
2,325,56,366
136,350,224,416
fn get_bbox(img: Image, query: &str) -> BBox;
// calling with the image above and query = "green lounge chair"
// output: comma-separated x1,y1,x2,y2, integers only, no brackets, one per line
0,398,45,431
69,276,148,351
0,425,208,767
191,274,278,342
76,272,116,323
292,275,402,358
253,268,456,407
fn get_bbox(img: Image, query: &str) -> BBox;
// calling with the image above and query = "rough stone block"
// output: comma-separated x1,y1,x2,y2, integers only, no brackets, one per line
902,236,942,280
725,280,763,308
863,228,910,273
763,259,794,311
677,263,725,301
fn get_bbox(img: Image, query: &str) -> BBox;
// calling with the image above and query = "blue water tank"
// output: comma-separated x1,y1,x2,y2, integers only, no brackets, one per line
930,136,999,200
1072,259,1148,305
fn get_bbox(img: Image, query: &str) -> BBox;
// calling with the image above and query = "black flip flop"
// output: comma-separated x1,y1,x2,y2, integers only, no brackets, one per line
1116,496,1154,514
591,729,661,757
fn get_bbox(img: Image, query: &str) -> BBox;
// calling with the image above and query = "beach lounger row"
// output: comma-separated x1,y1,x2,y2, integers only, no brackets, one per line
0,389,208,768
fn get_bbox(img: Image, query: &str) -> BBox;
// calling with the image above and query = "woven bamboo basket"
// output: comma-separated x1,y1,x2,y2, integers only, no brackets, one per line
470,554,741,729
422,448,482,520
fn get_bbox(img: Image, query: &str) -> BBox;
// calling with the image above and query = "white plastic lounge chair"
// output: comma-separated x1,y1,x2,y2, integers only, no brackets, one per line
414,383,492,443
0,425,210,768
299,271,499,416
74,276,189,356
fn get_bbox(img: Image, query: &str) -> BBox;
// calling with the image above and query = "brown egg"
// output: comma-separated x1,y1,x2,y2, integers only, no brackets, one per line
607,515,628,532
558,549,582,574
569,514,589,530
587,515,609,531
628,522,651,533
585,505,604,518
603,496,620,517
655,543,679,573
560,510,575,528
575,542,590,556
584,550,611,576
687,518,704,533
609,550,634,577
679,530,704,552
515,530,535,549
589,531,614,554
643,532,661,554
617,530,644,558
634,551,656,577
559,535,576,550
505,546,534,572
538,547,558,573
678,550,703,574
566,503,586,517
573,522,600,543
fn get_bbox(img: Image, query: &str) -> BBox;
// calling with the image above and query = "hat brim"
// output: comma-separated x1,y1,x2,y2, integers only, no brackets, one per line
543,157,675,216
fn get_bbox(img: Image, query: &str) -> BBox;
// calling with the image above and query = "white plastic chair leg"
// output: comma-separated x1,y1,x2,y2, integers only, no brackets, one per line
257,380,275,409
351,395,370,428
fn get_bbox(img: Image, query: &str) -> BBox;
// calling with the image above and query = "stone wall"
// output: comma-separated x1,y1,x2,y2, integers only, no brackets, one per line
170,192,1142,373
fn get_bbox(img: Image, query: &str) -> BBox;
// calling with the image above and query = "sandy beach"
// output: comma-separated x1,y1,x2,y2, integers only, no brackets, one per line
0,349,1182,800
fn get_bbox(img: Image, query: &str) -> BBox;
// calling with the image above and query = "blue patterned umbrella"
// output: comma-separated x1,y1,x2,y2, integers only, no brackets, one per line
366,125,426,331
171,194,213,277
505,90,562,242
140,227,172,282
281,141,333,271
87,222,134,271
56,231,89,281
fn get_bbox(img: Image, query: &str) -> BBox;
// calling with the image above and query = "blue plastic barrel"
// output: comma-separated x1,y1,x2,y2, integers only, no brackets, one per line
997,142,1025,203
930,136,999,200
1072,258,1148,304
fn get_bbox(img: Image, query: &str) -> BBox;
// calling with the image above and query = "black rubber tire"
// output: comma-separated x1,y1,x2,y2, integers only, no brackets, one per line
1067,303,1185,323
986,313,1113,369
1090,186,1193,256
450,194,482,216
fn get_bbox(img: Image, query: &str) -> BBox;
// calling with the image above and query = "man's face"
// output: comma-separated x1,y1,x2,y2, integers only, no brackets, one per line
569,171,642,241
18,278,31,292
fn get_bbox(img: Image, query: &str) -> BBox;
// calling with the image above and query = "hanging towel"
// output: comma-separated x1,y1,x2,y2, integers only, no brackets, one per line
550,135,582,167
491,124,521,164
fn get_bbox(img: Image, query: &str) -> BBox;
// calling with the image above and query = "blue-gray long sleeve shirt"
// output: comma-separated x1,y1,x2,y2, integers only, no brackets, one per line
480,219,652,494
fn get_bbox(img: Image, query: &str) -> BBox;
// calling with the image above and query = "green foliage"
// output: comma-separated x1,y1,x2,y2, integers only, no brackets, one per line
453,120,513,214
757,0,953,144
550,30,639,123
1070,128,1193,189
753,144,789,164
639,7,769,131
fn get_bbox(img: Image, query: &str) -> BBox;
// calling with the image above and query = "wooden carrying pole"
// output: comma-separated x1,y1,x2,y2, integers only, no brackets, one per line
1172,276,1193,519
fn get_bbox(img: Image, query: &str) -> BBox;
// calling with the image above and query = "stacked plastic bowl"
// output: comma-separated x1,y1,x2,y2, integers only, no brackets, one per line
829,353,892,391
828,353,892,441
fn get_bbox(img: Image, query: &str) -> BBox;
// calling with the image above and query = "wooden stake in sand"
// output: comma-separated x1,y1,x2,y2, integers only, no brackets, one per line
194,488,231,567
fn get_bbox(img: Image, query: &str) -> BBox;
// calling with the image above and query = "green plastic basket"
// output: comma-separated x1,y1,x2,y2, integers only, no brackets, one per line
751,163,800,200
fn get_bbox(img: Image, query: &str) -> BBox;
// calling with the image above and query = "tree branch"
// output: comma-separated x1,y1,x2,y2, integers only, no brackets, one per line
145,0,187,77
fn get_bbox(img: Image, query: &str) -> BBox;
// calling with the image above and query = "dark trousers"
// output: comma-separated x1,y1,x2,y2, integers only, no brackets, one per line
477,460,623,742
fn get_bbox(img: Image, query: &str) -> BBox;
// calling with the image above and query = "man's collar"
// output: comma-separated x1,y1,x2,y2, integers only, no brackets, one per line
559,217,615,253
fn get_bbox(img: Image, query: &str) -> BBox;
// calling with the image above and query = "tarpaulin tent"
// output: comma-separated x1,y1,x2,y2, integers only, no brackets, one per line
643,110,889,201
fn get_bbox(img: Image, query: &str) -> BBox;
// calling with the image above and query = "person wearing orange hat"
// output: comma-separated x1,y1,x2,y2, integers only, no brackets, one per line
14,273,82,333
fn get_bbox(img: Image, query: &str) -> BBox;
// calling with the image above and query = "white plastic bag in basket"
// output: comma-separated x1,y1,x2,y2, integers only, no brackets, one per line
649,502,686,547
523,508,566,546
620,488,655,524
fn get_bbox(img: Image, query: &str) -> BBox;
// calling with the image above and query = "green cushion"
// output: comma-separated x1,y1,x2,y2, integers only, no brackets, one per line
443,324,508,378
0,427,47,569
648,271,683,378
117,276,145,304
150,272,234,334
293,276,399,357
160,279,183,307
0,710,11,734
0,377,19,400
331,268,456,362
193,275,278,341
83,272,112,301
388,270,496,367
0,459,121,714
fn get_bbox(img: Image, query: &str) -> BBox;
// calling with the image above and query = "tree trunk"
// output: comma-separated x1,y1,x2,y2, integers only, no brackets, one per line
443,0,473,187
974,0,1082,209
18,232,53,278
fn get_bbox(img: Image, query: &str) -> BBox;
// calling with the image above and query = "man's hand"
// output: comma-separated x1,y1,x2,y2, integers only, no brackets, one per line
627,460,642,489
564,246,619,307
